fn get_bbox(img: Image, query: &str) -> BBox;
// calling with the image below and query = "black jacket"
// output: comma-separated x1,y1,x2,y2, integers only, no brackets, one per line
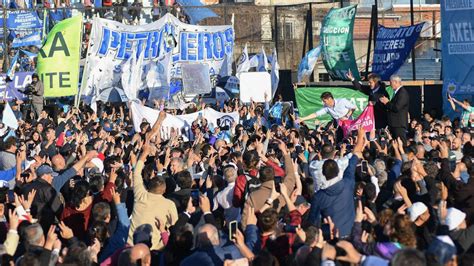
385,86,409,129
22,178,63,231
352,80,389,129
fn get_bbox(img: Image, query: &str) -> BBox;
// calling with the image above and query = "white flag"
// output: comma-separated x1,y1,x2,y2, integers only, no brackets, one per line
236,44,250,77
2,102,18,130
122,51,145,101
270,48,280,98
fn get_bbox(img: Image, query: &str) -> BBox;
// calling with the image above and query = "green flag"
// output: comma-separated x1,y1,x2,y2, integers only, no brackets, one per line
320,5,359,81
37,16,82,98
295,87,368,128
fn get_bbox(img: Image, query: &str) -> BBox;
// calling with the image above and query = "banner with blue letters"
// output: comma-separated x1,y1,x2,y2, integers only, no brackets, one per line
81,13,234,104
12,31,42,48
372,23,424,81
441,0,474,118
6,10,42,29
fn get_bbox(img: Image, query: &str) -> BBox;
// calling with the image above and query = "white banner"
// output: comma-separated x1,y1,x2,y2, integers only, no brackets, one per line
81,13,234,103
130,101,239,140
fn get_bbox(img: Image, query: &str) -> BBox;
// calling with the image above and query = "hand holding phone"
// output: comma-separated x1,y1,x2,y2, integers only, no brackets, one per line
229,220,238,241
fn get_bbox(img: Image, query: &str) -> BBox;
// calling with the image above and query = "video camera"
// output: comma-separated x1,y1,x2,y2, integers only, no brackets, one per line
20,83,36,95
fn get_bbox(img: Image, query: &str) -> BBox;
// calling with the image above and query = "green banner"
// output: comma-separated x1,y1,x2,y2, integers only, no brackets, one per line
37,16,82,98
295,87,368,128
320,5,359,81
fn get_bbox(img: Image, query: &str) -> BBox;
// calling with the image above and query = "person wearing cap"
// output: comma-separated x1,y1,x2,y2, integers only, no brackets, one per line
21,151,98,231
404,200,438,250
425,236,458,266
445,207,474,254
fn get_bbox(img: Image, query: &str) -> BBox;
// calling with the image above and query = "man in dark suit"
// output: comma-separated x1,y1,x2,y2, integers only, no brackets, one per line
347,71,389,129
379,75,409,143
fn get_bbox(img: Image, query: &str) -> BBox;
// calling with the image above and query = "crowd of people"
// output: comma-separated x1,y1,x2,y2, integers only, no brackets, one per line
0,73,473,266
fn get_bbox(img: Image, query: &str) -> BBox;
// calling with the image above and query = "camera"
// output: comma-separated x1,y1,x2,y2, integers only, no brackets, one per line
21,83,36,95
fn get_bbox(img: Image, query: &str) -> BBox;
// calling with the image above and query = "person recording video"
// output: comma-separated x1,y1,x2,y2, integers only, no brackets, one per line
27,73,44,119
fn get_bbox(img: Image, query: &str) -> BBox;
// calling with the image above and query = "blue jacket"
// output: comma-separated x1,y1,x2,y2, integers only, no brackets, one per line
308,155,359,237
98,203,130,263
180,244,243,266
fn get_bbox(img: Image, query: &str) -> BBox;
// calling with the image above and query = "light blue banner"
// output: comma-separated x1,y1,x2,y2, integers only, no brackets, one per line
441,0,474,118
12,31,42,48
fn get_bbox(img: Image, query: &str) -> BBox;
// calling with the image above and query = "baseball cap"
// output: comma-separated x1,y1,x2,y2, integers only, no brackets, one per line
36,164,58,178
294,195,309,206
407,202,428,222
426,236,457,265
445,207,466,231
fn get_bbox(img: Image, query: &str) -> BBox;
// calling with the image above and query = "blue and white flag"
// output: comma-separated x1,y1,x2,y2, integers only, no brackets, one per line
236,43,250,77
249,46,269,72
270,48,280,97
219,52,233,77
12,31,42,48
6,11,42,29
6,51,19,80
297,46,322,83
2,102,18,130
20,49,38,60
122,50,145,101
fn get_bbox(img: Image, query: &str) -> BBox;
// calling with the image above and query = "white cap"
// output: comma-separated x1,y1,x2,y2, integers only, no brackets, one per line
90,158,104,173
445,207,466,231
408,202,428,222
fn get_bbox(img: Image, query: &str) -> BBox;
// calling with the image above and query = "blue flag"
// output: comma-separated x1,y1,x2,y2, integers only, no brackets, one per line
372,23,425,81
176,0,219,25
297,46,321,83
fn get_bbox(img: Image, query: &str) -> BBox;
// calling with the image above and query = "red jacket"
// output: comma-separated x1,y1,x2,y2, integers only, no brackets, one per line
260,210,302,258
61,182,115,241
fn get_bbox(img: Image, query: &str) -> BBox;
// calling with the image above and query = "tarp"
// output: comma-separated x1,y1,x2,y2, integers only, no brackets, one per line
441,0,474,118
177,0,219,25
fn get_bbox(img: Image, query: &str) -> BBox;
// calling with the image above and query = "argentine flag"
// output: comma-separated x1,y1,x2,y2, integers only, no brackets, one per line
297,46,322,83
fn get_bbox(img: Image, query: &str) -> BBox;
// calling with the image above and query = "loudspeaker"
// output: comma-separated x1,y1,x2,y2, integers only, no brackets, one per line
276,70,296,106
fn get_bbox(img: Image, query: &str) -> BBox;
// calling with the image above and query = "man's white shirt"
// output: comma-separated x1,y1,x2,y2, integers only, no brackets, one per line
315,98,356,120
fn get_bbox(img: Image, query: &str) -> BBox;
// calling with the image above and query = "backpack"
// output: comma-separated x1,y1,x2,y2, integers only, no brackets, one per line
243,173,261,200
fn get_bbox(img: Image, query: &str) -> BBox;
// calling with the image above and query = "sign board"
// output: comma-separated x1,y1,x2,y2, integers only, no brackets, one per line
239,72,271,103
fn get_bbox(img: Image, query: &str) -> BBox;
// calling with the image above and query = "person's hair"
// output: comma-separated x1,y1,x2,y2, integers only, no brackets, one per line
148,176,166,194
2,137,16,150
70,180,91,209
321,144,335,159
89,176,104,194
23,223,44,247
259,166,275,183
320,92,333,100
18,252,40,266
103,156,120,174
176,171,192,189
252,250,280,266
322,159,339,180
368,73,381,83
243,150,259,170
390,214,417,248
390,75,402,83
223,167,237,183
390,248,426,266
92,202,111,223
423,161,439,178
196,224,220,248
363,182,377,202
304,226,320,246
170,157,184,169
62,242,94,266
88,221,108,244
258,208,278,233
